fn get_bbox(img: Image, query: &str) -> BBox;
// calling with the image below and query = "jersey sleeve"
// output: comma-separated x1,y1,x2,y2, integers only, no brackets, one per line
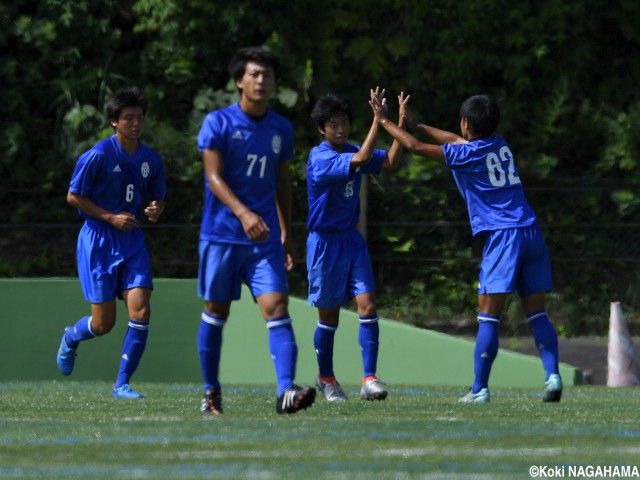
308,146,352,186
68,151,102,196
197,111,226,153
360,148,386,174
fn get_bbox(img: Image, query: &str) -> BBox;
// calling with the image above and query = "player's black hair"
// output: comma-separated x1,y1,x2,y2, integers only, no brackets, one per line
310,93,354,130
106,86,148,124
229,46,281,90
459,94,499,138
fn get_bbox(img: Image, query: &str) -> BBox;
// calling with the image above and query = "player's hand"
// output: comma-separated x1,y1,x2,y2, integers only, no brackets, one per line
398,92,412,127
369,86,388,121
110,212,139,231
399,92,418,130
239,210,270,242
144,200,164,223
282,237,296,272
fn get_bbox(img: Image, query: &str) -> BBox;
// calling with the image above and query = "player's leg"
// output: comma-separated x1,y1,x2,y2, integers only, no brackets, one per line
111,238,154,399
466,293,507,400
307,232,350,401
197,241,240,413
518,225,562,401
252,244,315,414
57,301,116,376
314,308,348,401
460,229,515,403
111,287,152,398
57,223,118,375
350,232,387,401
354,292,387,400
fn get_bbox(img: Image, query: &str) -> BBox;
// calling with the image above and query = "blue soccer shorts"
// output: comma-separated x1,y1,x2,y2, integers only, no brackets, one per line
77,221,153,303
478,223,553,297
198,240,288,302
306,229,375,309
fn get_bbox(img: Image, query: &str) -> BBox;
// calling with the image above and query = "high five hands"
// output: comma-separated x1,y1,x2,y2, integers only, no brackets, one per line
369,88,413,128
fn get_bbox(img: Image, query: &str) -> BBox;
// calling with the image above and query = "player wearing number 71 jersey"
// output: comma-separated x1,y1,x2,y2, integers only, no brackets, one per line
370,92,562,403
195,47,315,415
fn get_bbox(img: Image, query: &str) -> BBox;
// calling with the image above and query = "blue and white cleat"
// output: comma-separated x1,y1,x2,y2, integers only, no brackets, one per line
113,384,144,399
543,374,563,402
458,388,490,403
56,326,77,376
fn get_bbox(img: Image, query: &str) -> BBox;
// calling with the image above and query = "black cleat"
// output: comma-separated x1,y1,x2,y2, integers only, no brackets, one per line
201,390,223,415
276,385,316,414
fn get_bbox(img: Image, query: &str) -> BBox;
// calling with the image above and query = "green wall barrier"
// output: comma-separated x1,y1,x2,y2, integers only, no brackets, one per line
0,278,580,387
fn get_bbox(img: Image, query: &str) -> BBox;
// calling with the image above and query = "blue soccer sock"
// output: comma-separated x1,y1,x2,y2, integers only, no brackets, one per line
65,316,96,349
472,313,500,393
198,311,227,393
267,316,298,397
358,316,379,378
115,320,149,388
314,321,337,379
527,311,560,380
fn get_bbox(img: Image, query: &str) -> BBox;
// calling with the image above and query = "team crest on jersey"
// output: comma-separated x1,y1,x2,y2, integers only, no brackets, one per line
141,162,150,178
272,135,282,155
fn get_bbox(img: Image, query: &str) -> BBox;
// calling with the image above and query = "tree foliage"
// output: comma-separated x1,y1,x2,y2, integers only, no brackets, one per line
2,0,640,334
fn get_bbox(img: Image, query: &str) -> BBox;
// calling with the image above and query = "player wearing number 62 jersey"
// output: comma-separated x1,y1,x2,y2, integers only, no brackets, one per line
371,92,562,403
56,87,166,399
195,47,315,415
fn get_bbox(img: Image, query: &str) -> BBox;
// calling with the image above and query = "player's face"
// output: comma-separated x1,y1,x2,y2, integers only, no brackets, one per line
237,62,276,103
321,114,350,151
112,106,145,142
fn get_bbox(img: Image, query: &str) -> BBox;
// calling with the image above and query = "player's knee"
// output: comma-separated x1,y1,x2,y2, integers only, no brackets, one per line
358,303,377,319
92,320,115,336
129,304,151,322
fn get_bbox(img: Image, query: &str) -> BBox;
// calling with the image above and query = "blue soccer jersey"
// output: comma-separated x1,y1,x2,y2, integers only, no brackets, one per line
69,135,166,219
307,141,385,232
197,103,294,245
442,135,536,236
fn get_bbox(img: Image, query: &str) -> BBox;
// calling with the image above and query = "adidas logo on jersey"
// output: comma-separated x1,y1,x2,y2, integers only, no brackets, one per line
232,131,244,140
113,165,122,173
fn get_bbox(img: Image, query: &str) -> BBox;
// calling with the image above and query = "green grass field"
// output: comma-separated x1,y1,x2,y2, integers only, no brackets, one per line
1,382,639,479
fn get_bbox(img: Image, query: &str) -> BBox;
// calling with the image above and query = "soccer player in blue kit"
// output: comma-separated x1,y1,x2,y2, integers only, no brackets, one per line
307,90,405,402
370,92,563,403
56,87,166,399
196,47,316,415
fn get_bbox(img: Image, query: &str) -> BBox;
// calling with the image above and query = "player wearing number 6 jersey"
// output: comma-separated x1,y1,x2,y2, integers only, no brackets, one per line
196,47,315,415
370,93,562,403
57,86,166,399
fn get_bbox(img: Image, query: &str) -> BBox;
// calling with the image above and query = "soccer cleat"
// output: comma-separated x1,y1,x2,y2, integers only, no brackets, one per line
201,390,223,414
360,377,388,401
543,374,563,402
276,385,316,414
315,376,348,402
458,388,490,403
56,326,77,376
113,384,144,399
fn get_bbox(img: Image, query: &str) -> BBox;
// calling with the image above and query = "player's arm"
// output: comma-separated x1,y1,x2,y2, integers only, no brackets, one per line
402,101,466,145
370,93,446,164
275,160,295,271
67,192,139,231
350,87,385,171
380,91,408,171
202,147,269,242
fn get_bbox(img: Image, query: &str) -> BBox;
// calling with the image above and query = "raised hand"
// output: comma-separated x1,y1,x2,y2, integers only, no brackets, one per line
398,92,417,130
369,86,388,121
